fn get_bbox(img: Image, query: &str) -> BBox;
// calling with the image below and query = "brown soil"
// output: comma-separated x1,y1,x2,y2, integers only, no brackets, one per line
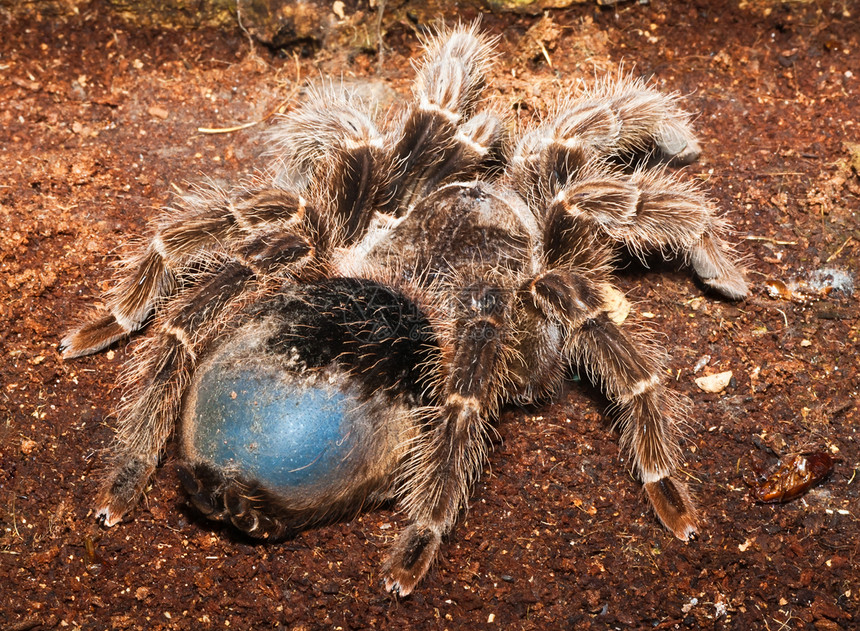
2,1,858,629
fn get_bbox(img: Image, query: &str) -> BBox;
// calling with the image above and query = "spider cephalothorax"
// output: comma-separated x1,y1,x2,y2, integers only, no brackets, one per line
61,24,747,595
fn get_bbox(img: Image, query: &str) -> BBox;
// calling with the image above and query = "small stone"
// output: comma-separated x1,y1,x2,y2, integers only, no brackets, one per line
148,105,169,119
21,438,38,455
695,371,733,393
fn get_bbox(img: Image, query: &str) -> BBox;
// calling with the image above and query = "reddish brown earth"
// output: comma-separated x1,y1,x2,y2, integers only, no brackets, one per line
1,1,858,629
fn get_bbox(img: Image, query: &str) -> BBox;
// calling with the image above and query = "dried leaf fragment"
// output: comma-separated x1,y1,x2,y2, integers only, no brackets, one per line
748,452,834,503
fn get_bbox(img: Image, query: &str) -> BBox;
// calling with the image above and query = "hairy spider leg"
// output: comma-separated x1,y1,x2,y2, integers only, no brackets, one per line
511,98,748,300
534,185,699,540
281,94,394,243
382,281,512,596
557,170,748,299
96,262,256,526
63,85,398,361
96,228,315,526
60,188,314,358
510,74,702,204
383,25,502,214
571,312,698,540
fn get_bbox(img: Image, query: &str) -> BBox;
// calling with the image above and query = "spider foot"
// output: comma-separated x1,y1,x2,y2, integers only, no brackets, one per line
95,457,156,527
701,271,749,302
60,313,128,359
691,233,749,300
382,525,442,597
655,120,702,165
644,476,699,542
177,462,229,520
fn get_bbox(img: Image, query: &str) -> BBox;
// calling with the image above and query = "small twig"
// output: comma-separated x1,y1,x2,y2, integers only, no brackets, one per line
537,40,553,68
236,0,255,55
197,90,299,135
197,120,260,134
375,0,387,71
774,306,789,328
826,235,854,263
678,468,704,484
744,235,798,246
10,495,20,539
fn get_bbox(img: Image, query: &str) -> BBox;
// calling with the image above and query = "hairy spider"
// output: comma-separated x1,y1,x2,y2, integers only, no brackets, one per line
61,24,747,595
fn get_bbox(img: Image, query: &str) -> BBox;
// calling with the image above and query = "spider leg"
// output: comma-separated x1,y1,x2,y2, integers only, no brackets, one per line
65,88,394,361
627,168,748,300
510,76,747,299
416,110,506,193
538,168,748,299
527,267,698,540
60,188,313,358
570,313,698,540
95,261,255,525
382,281,510,596
571,73,703,165
274,91,394,243
511,74,703,195
383,24,501,214
96,229,315,525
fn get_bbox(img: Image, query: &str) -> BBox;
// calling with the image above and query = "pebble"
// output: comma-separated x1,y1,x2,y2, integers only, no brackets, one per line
148,105,169,120
694,370,733,393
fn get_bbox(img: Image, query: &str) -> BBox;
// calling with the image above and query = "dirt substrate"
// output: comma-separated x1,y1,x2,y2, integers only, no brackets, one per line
1,1,858,629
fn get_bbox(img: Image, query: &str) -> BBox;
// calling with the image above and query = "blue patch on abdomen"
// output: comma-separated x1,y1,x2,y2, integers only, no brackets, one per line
191,366,359,489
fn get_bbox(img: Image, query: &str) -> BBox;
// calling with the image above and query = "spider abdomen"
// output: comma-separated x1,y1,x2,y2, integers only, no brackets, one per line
176,279,439,537
187,364,373,491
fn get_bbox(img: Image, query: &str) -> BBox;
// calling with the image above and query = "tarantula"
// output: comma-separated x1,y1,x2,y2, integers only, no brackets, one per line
61,24,747,595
